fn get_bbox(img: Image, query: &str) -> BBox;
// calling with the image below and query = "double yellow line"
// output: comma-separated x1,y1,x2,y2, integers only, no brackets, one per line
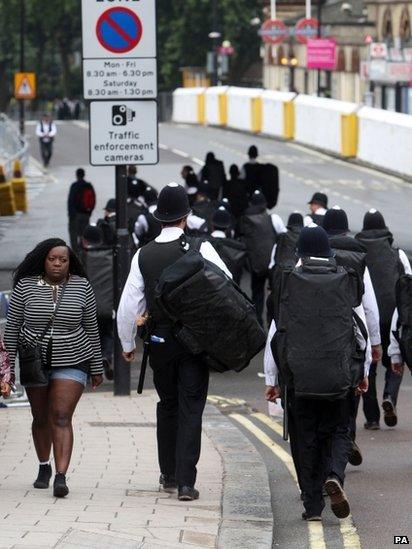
208,396,361,549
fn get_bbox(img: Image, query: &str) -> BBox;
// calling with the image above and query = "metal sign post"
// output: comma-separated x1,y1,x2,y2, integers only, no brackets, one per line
82,0,158,397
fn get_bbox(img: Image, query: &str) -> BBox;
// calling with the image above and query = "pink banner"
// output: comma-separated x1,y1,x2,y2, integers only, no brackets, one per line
307,39,337,70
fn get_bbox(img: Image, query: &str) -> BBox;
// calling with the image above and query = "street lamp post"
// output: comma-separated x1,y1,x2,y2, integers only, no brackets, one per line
19,0,26,136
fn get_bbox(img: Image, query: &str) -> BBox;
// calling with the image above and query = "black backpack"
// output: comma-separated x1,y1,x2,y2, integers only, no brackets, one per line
329,235,367,280
395,275,412,373
241,210,277,275
210,237,248,285
273,257,363,399
155,239,266,373
203,161,226,195
81,247,113,320
258,163,279,209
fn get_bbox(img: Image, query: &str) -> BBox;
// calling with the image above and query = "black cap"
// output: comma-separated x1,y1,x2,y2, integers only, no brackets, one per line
287,212,304,228
144,186,158,206
213,206,231,229
105,199,116,212
297,226,333,258
250,190,267,207
323,207,349,235
308,192,328,209
248,145,258,159
83,225,102,245
363,209,386,231
153,183,191,223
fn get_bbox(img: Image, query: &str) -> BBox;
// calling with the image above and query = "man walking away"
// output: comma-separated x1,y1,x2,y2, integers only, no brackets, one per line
67,168,96,253
356,209,411,428
240,190,286,326
97,199,117,247
241,145,261,196
80,225,114,381
223,165,249,222
127,165,148,201
133,187,161,248
199,152,226,201
265,226,370,521
323,207,381,466
117,183,231,502
36,114,57,167
269,212,303,292
304,193,328,227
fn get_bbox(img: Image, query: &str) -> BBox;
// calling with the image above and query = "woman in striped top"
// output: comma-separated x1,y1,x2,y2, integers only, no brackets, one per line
4,238,103,498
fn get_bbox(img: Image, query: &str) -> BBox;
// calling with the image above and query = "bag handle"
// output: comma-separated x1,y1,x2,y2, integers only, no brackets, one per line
36,282,67,343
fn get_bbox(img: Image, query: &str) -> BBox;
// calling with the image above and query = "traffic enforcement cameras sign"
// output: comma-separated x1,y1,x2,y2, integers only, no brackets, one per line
89,100,159,166
82,0,157,59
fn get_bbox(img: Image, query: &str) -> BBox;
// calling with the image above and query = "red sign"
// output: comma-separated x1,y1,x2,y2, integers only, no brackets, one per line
307,39,337,70
96,7,143,54
259,19,288,45
295,18,319,45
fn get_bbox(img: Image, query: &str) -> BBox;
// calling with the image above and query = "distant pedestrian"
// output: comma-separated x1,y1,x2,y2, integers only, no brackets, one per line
304,193,328,227
4,238,103,498
198,152,226,200
127,166,148,200
223,165,249,221
181,165,199,191
356,209,411,428
36,114,57,168
241,145,261,195
67,168,96,254
97,199,117,247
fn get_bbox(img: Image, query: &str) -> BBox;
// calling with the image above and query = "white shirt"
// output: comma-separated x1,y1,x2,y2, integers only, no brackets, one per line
399,249,412,275
271,213,287,235
304,208,327,227
388,310,402,365
211,230,226,239
36,121,57,141
117,227,232,352
361,268,381,346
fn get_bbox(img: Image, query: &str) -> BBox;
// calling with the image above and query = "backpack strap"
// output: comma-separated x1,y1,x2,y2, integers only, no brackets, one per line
353,310,368,344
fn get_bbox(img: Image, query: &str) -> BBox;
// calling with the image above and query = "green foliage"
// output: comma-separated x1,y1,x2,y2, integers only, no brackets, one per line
0,0,261,108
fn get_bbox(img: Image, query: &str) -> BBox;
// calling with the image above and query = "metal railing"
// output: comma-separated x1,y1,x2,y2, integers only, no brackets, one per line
0,114,29,178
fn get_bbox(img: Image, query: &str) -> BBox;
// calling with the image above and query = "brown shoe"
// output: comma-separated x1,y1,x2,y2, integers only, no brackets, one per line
324,477,350,519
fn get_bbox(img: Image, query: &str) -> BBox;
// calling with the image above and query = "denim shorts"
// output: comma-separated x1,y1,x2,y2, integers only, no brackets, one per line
23,368,88,388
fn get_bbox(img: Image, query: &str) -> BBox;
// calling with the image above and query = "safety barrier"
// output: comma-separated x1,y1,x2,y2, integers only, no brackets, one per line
205,86,229,126
0,114,28,180
172,87,206,125
357,107,412,176
172,87,412,178
261,91,297,140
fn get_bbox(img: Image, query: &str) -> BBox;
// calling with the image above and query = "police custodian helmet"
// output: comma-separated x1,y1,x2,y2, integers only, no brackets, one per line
153,183,191,223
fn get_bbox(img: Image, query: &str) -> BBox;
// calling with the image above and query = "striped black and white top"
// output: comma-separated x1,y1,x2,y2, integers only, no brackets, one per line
4,276,103,376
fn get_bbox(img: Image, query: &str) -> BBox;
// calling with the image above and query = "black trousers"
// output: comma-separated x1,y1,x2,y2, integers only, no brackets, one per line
251,272,267,327
40,140,53,166
149,328,209,487
98,317,114,364
363,323,404,423
294,397,350,516
68,213,90,254
286,390,303,492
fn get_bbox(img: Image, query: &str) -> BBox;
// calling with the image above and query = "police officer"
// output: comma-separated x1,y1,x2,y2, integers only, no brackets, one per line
133,187,161,248
97,199,117,247
241,145,261,196
117,183,231,502
264,226,371,521
323,207,381,466
356,209,411,428
304,192,328,227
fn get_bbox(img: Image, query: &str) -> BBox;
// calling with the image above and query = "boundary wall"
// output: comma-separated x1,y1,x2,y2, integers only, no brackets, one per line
172,87,412,178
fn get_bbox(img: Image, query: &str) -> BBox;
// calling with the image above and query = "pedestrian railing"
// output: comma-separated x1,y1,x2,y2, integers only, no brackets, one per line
0,114,29,179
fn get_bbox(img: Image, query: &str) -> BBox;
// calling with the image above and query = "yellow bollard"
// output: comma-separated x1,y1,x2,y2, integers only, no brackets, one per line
0,166,16,216
341,114,359,157
251,98,263,133
12,159,28,213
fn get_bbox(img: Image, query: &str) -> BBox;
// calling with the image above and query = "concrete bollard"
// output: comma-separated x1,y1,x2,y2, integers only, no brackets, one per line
0,166,16,217
11,160,28,213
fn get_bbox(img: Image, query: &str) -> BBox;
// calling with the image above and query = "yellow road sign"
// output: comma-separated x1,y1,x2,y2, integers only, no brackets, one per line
14,72,36,100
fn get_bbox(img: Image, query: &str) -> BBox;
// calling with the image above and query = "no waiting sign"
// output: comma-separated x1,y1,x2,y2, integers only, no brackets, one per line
82,0,156,59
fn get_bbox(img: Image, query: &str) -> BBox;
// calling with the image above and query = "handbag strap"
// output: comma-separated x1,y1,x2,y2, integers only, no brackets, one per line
37,282,67,343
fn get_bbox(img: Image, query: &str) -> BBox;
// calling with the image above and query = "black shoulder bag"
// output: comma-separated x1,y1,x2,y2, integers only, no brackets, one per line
18,283,67,385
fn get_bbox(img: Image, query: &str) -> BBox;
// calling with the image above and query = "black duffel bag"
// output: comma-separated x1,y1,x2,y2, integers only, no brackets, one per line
155,239,266,373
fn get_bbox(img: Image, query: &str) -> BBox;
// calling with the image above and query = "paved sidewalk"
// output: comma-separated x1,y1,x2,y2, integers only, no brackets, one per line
0,391,273,549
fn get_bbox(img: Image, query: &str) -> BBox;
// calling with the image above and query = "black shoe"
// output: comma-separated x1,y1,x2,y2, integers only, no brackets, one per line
178,486,199,501
302,512,322,521
159,474,177,493
53,473,69,498
382,398,397,427
348,441,363,466
324,477,350,519
33,464,52,489
364,421,380,430
103,358,114,381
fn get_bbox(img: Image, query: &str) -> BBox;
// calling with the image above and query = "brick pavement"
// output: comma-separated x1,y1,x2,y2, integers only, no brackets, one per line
0,391,224,549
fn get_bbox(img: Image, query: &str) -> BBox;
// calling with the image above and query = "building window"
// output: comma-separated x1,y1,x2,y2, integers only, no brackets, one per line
382,8,393,43
337,48,346,71
400,7,411,45
351,48,360,73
